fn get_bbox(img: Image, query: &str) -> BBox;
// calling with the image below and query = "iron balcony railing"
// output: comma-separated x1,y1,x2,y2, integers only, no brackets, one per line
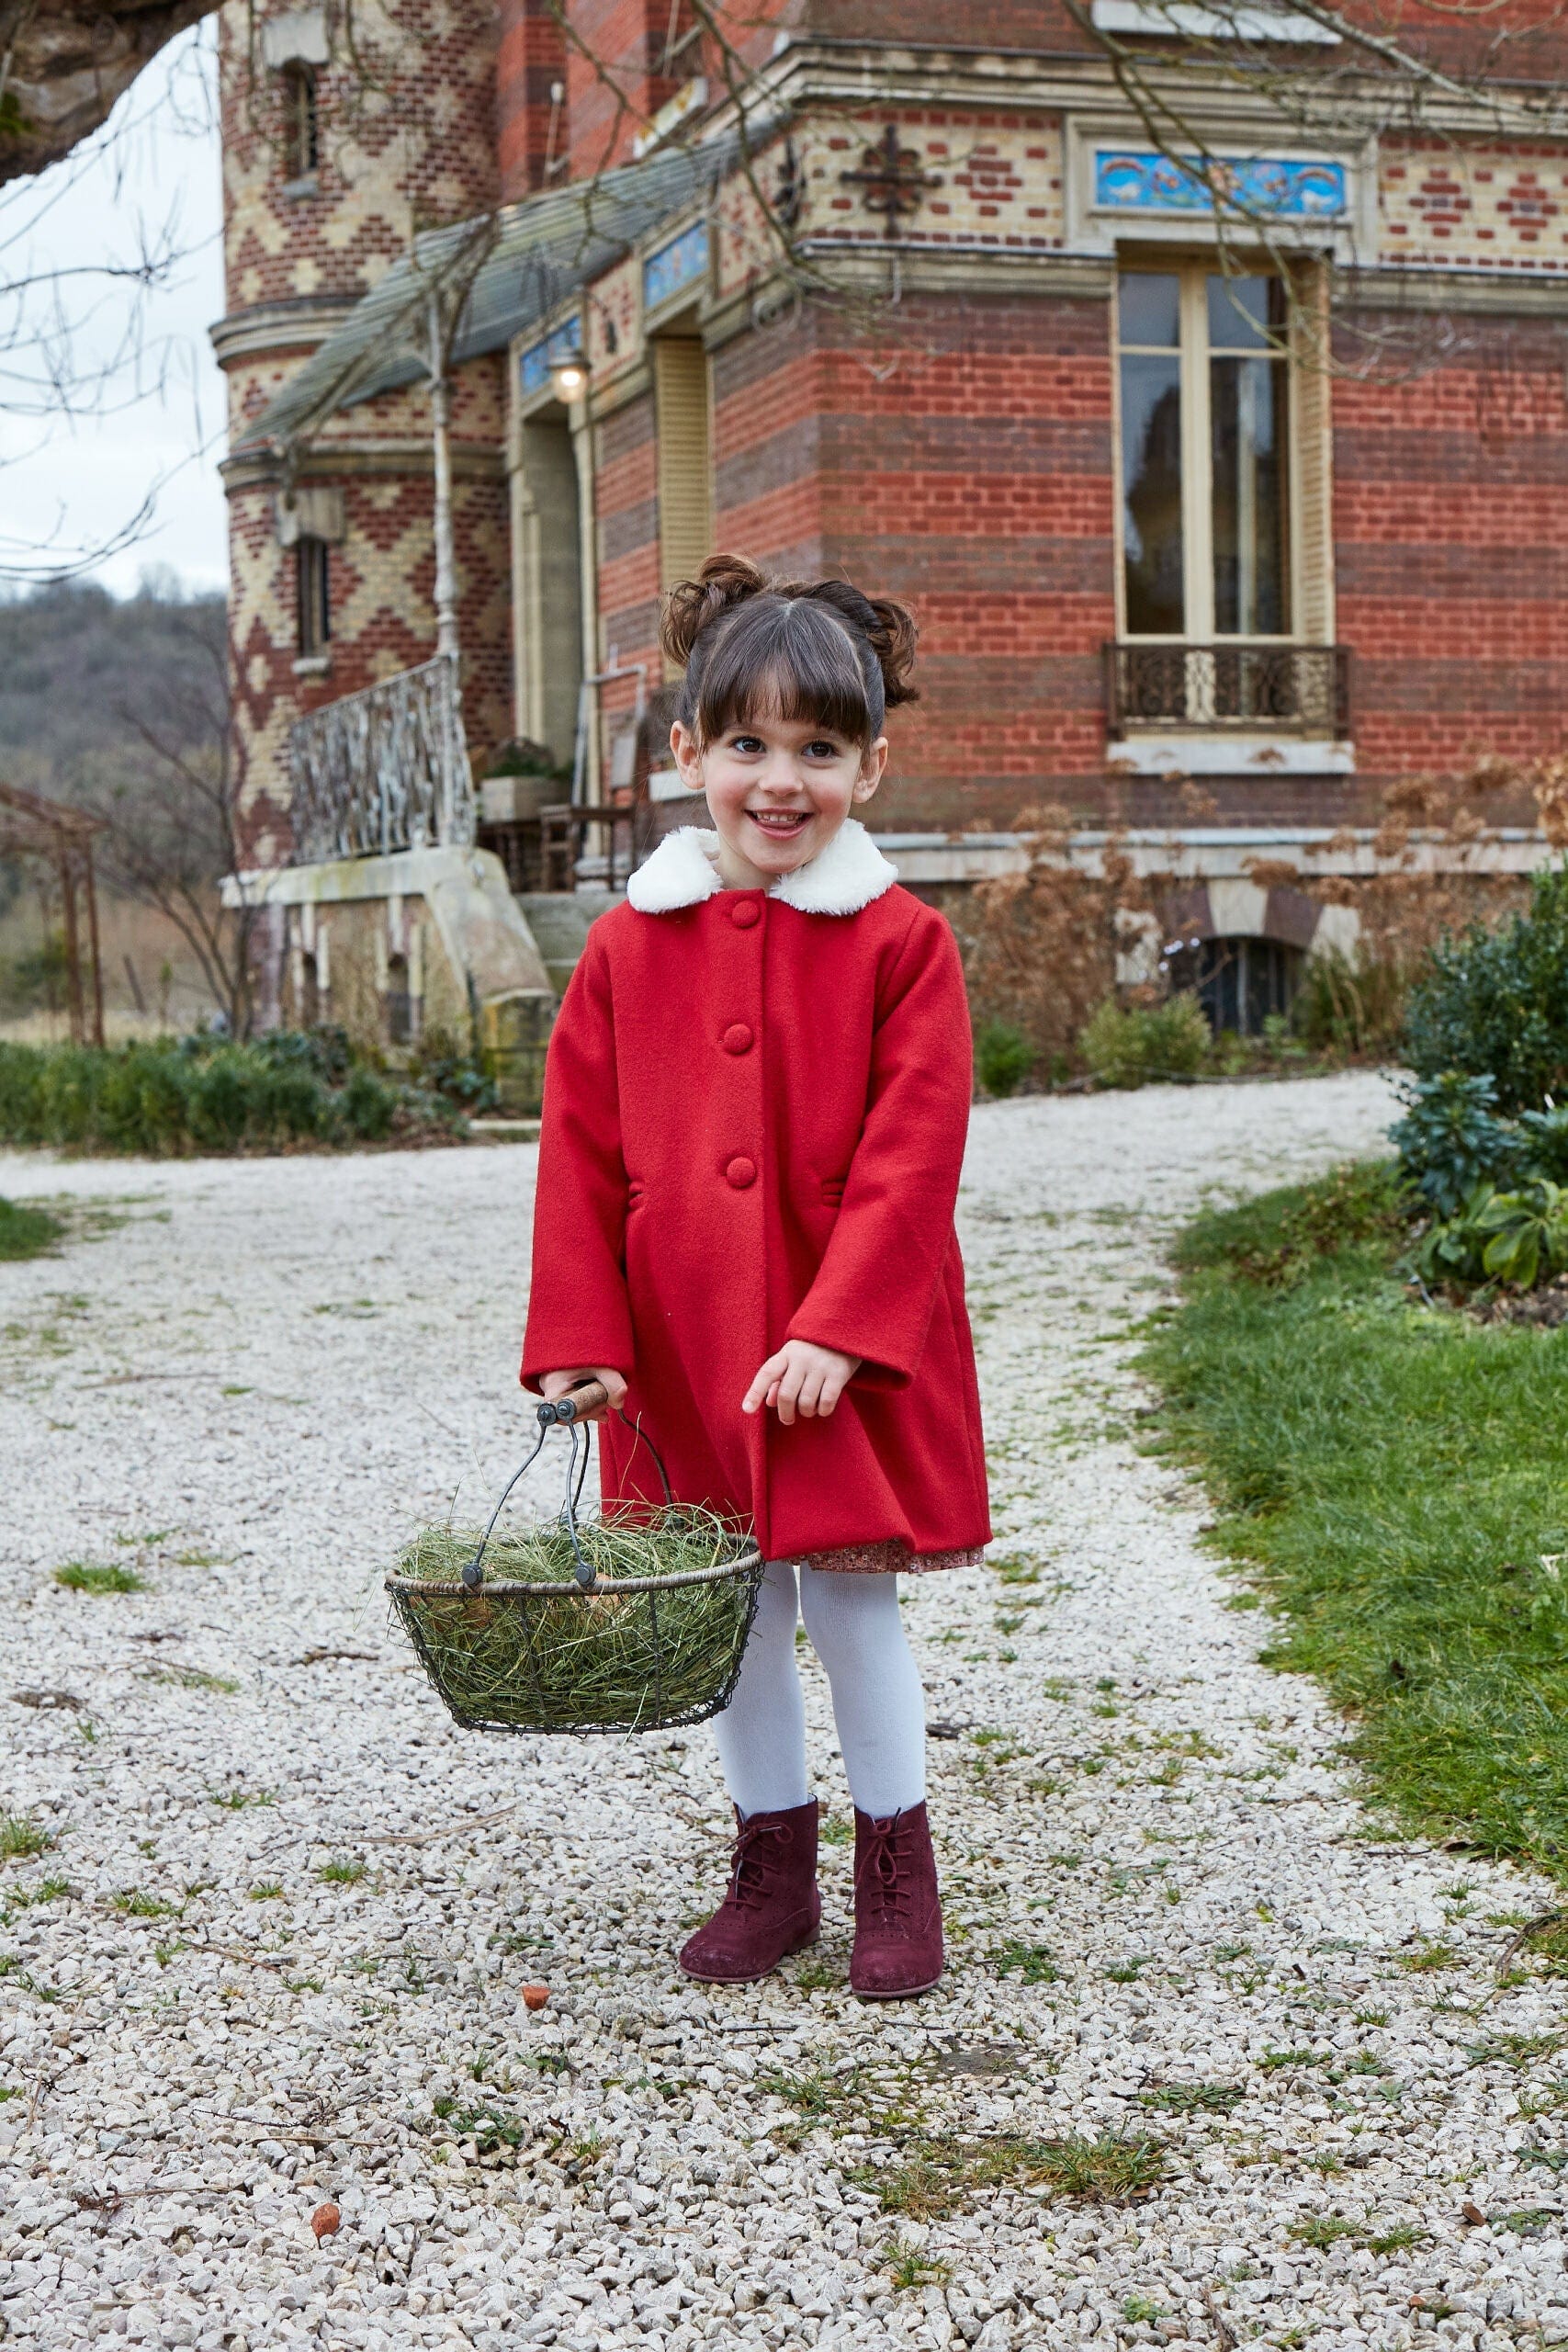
288,654,474,864
1105,641,1351,741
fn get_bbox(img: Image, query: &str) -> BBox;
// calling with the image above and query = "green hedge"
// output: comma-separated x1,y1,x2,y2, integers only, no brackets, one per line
0,1032,462,1156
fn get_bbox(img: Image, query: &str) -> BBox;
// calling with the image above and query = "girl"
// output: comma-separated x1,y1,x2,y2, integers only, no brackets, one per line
522,555,989,1999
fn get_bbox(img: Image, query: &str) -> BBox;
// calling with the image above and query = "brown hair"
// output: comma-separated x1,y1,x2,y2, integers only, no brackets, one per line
660,554,919,752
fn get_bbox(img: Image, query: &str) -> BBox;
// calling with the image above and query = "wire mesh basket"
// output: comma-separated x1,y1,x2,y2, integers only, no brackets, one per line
386,1383,763,1736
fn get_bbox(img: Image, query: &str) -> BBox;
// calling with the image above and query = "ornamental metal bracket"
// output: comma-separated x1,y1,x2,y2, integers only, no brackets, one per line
839,125,941,236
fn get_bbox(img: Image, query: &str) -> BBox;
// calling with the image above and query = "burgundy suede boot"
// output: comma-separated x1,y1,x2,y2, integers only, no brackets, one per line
850,1802,944,1999
679,1799,820,1984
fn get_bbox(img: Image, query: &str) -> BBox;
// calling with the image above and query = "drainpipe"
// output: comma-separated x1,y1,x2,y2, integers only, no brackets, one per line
429,292,460,664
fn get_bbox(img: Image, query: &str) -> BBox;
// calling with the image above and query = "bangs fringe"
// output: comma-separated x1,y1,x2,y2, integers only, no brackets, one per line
690,596,876,748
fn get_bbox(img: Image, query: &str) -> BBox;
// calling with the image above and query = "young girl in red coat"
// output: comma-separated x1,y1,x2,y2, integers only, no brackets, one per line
522,555,989,1999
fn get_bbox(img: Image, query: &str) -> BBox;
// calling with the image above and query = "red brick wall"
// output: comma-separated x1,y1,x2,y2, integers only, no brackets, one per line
565,0,697,175
498,0,569,201
706,293,1117,832
1333,303,1568,803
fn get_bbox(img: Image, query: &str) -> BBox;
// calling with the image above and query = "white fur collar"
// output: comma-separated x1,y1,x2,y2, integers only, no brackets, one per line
626,820,897,916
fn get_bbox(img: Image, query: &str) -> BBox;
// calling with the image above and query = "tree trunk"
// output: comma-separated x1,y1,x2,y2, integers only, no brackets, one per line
0,0,218,185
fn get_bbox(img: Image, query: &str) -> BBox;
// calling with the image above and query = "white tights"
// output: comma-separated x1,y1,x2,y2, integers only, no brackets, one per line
710,1559,927,1822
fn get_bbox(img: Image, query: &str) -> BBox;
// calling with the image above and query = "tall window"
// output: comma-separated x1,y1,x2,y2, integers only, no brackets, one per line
1118,266,1291,639
296,536,331,657
281,61,319,180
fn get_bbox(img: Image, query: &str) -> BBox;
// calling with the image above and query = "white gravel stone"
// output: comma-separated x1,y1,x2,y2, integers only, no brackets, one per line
2,1072,1564,2348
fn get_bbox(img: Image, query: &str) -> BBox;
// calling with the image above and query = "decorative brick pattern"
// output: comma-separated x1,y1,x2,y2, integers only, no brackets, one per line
795,112,1066,253
217,0,508,865
1380,142,1568,269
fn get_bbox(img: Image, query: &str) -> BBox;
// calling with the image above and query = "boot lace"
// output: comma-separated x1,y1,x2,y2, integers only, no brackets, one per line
723,1818,791,1914
855,1815,913,1926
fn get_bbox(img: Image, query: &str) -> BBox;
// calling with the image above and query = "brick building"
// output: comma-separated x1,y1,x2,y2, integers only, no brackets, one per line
216,0,1565,1054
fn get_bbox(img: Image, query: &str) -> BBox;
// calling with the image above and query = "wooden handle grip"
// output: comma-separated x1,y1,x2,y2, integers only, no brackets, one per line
555,1379,609,1421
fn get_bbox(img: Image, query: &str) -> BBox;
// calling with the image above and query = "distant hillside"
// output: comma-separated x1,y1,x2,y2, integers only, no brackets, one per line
0,578,226,795
0,578,231,1033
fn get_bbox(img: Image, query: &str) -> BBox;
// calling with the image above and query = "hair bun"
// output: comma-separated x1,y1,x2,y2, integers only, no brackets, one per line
660,554,769,671
796,579,920,710
863,594,919,708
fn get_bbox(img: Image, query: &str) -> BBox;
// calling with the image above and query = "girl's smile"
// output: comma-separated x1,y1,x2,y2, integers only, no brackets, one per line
745,806,811,839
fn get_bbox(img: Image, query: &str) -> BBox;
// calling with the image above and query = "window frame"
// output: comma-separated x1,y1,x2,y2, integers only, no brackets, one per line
280,60,320,184
295,535,331,658
1113,256,1303,646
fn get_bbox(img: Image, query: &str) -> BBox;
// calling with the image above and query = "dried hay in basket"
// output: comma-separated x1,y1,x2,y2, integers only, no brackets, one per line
388,1507,762,1736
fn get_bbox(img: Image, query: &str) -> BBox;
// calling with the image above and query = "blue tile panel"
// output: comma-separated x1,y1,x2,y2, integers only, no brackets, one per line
1094,150,1348,219
642,219,709,311
519,316,585,394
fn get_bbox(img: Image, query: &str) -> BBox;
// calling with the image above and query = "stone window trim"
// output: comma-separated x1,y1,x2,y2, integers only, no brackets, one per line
1108,256,1339,750
1062,115,1374,259
1089,0,1342,43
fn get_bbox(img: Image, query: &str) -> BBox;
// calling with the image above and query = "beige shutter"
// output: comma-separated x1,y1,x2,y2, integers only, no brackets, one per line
654,337,713,658
1291,258,1336,645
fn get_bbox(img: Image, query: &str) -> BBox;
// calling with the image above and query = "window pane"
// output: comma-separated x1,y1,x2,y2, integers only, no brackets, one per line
1121,355,1185,635
1206,275,1282,352
1119,272,1180,348
1211,356,1289,635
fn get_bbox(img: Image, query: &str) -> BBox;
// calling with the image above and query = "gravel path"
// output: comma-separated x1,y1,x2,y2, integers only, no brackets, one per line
3,1069,1566,2352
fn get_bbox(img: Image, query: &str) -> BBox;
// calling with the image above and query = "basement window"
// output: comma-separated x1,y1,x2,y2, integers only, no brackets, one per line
1165,934,1302,1035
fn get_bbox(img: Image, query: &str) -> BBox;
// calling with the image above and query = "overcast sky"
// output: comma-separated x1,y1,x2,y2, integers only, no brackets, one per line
0,27,229,597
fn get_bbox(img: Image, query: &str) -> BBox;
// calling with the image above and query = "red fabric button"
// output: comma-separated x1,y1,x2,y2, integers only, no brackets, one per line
725,1156,757,1190
721,1023,754,1056
728,899,761,929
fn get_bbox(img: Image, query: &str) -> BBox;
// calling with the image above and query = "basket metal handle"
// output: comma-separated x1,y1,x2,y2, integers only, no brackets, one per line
462,1385,676,1595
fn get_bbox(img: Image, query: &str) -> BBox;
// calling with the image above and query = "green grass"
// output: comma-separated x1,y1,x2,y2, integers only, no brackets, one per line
994,1939,1062,1984
849,2129,1164,2221
141,1665,240,1693
53,1560,146,1594
110,1889,178,1918
0,1198,62,1261
0,1815,55,1861
1142,1160,1568,1882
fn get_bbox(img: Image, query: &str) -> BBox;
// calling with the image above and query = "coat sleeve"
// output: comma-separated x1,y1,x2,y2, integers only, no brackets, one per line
520,929,637,1390
784,905,972,1389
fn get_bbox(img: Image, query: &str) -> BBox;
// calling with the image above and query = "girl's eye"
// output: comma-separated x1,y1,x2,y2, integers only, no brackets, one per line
729,734,765,754
803,740,841,760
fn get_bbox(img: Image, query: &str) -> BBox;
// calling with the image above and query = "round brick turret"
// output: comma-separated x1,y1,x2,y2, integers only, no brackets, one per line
214,0,510,865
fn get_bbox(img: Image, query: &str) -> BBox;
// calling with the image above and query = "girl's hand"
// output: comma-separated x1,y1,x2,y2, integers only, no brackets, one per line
742,1341,861,1426
539,1367,627,1423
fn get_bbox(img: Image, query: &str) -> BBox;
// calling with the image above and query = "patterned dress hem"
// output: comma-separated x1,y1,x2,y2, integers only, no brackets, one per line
795,1541,985,1577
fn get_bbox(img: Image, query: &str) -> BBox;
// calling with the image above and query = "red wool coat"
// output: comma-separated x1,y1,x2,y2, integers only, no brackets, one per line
520,820,990,1568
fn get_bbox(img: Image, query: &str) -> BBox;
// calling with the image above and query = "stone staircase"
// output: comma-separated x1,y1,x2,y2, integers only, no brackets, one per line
514,889,623,996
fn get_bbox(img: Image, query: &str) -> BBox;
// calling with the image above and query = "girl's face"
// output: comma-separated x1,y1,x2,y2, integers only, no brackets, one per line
669,707,887,891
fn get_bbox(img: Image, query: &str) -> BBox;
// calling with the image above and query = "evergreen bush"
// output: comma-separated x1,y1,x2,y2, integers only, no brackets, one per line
974,1021,1034,1099
1404,864,1568,1114
1080,993,1211,1090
